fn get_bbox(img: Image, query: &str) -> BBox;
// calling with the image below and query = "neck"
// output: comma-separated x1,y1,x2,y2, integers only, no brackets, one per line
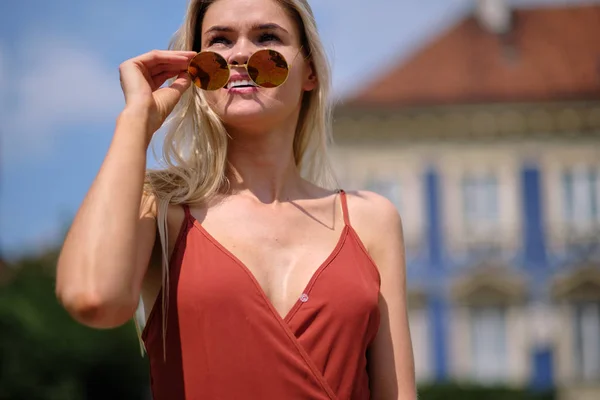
225,116,303,204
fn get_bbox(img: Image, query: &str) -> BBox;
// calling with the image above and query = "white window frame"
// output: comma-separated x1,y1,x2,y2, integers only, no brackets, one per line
461,172,500,235
562,165,600,231
574,302,600,382
469,306,509,383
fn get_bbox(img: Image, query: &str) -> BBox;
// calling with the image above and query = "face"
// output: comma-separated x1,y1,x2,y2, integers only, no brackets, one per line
199,0,316,131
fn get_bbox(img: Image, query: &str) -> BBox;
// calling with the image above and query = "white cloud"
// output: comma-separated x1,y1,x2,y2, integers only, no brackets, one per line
1,36,123,163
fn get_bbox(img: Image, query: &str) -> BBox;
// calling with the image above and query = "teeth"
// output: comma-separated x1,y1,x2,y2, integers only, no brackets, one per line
227,80,256,89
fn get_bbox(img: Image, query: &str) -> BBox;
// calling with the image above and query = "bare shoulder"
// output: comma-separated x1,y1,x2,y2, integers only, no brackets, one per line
140,190,158,219
140,189,186,231
342,190,405,277
139,190,187,266
344,190,403,241
345,190,400,217
166,202,186,233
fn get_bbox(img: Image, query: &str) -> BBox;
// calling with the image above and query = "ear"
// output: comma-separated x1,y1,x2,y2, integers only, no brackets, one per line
302,61,318,92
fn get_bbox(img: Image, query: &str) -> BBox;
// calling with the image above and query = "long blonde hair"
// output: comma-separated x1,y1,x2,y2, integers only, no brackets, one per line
137,0,337,357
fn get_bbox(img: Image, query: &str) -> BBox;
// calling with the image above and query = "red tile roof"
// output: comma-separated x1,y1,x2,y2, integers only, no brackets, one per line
345,4,600,107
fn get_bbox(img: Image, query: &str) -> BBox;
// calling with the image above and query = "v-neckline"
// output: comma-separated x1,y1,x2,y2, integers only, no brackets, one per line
190,217,349,323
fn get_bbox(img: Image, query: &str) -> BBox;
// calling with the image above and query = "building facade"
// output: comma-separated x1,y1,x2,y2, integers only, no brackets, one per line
332,3,600,399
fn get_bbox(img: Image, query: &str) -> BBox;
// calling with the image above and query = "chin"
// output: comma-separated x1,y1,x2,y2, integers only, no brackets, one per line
207,88,302,131
220,110,281,132
214,99,290,130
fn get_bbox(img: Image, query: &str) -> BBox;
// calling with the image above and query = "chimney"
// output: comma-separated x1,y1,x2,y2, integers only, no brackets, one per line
475,0,512,35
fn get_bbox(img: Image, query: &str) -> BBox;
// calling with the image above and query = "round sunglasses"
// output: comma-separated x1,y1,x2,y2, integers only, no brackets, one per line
187,48,301,91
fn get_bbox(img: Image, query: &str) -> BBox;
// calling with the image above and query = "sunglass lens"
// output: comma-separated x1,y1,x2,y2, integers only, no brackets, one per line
188,52,230,90
247,49,289,88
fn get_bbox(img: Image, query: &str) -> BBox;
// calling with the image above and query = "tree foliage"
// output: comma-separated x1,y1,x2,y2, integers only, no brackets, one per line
0,251,150,400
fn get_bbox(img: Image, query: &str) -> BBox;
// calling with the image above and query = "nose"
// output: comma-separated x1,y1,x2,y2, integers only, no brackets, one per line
228,42,254,67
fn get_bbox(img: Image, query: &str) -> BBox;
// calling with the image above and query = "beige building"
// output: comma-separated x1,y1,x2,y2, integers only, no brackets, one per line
331,2,600,398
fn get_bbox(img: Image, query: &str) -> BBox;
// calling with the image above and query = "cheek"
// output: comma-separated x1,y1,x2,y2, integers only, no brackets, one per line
203,91,229,110
275,69,306,101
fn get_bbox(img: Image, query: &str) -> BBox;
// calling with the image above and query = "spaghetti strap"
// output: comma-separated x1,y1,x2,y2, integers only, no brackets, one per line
338,189,350,226
182,204,192,220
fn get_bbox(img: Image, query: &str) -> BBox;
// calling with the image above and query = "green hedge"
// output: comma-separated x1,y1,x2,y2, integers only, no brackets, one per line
418,383,555,400
0,253,150,400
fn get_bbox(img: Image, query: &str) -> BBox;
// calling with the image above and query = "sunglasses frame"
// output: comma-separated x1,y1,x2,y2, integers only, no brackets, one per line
188,47,304,91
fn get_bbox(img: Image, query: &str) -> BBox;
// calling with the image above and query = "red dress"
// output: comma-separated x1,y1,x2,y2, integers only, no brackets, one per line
142,190,381,399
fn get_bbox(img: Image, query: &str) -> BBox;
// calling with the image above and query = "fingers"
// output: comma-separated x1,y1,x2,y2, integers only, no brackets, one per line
132,49,197,69
155,72,192,116
150,56,199,89
169,72,192,92
119,50,195,83
118,50,196,122
152,70,181,90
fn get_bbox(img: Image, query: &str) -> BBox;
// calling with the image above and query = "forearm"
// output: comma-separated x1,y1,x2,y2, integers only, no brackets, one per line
56,107,153,327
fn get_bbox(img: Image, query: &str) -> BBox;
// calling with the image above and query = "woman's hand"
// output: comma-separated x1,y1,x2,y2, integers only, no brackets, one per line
118,49,197,138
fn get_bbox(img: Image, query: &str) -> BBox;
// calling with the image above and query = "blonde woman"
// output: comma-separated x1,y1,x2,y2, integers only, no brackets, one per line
56,0,416,398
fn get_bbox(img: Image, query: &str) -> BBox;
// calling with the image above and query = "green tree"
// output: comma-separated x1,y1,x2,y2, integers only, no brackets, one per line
0,251,150,400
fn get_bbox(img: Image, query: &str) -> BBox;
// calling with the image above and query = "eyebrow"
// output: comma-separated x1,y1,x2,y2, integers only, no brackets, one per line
204,23,289,35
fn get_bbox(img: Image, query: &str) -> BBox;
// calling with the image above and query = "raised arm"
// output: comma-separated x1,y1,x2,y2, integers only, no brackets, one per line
55,50,196,329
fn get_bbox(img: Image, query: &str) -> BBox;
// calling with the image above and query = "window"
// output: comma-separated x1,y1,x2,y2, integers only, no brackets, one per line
470,306,508,383
365,177,402,212
574,302,600,381
408,308,431,382
562,166,600,228
462,173,499,230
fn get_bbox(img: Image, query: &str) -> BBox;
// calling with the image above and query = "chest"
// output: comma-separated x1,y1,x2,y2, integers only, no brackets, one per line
195,207,346,320
176,224,380,336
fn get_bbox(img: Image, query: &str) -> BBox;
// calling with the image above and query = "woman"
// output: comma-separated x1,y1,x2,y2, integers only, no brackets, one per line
56,0,416,398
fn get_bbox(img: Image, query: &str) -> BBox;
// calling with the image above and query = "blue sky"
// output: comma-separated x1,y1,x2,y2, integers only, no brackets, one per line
0,0,595,257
